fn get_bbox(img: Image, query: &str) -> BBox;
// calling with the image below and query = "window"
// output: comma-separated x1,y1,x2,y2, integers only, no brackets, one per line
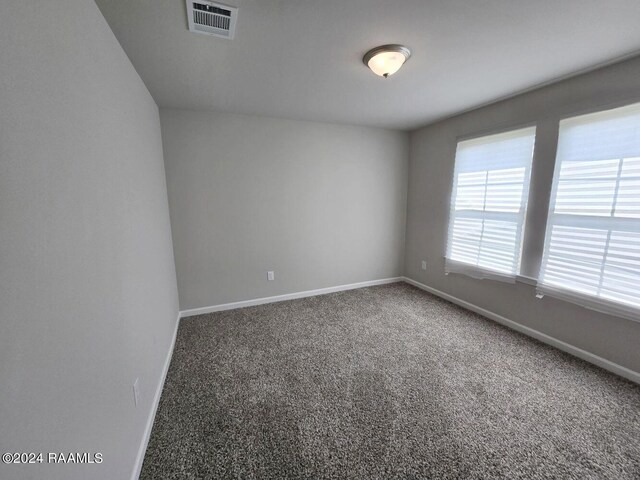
538,102,640,320
446,127,536,281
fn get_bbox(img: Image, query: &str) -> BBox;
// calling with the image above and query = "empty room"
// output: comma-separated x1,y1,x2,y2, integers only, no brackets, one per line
2,1,640,479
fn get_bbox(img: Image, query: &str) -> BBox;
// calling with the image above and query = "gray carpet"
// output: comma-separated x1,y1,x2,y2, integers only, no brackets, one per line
141,283,640,479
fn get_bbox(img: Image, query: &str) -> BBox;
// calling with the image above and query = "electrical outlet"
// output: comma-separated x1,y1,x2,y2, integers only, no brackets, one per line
133,378,140,407
421,260,427,270
267,271,275,281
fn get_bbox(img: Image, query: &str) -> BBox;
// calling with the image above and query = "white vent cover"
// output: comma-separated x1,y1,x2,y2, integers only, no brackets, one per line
186,0,238,39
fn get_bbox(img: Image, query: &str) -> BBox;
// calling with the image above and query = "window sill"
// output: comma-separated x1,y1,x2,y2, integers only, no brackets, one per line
516,275,537,286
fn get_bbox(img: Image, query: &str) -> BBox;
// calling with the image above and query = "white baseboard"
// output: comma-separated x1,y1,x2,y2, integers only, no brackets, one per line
402,277,640,385
131,312,181,480
180,277,404,318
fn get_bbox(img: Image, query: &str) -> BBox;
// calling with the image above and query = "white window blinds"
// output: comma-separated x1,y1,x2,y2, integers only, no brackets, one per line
445,127,536,281
538,102,640,321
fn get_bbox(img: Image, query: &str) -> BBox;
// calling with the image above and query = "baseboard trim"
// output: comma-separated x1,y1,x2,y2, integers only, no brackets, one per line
180,277,404,318
131,312,181,480
402,277,640,385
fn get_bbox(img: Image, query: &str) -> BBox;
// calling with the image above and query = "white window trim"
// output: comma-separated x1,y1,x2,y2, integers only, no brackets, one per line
445,126,537,281
536,285,640,322
536,102,640,322
444,259,517,283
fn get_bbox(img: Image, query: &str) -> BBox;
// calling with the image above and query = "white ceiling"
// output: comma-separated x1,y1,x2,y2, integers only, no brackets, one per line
95,0,640,130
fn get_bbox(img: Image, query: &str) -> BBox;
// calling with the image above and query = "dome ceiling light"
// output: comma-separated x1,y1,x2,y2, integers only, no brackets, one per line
362,44,411,78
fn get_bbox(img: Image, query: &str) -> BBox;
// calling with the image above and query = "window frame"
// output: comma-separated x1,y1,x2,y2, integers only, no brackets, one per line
536,102,640,321
445,125,537,282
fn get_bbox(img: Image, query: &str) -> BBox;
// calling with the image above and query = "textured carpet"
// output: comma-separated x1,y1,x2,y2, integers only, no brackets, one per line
141,283,640,479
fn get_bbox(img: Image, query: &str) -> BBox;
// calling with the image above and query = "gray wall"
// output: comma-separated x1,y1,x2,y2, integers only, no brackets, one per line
0,1,179,479
405,56,640,374
161,109,408,310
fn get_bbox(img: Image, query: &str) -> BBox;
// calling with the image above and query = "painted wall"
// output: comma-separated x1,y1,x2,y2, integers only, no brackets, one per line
161,109,408,310
405,56,640,374
0,1,179,479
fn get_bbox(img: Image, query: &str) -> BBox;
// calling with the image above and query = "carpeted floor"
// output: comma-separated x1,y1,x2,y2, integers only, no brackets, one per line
141,283,640,479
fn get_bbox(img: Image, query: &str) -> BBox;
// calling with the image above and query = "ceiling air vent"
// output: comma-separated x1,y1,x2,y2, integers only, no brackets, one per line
186,0,238,39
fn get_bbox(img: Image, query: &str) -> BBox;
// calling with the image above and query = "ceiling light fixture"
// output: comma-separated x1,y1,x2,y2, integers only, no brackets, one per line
363,44,411,78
